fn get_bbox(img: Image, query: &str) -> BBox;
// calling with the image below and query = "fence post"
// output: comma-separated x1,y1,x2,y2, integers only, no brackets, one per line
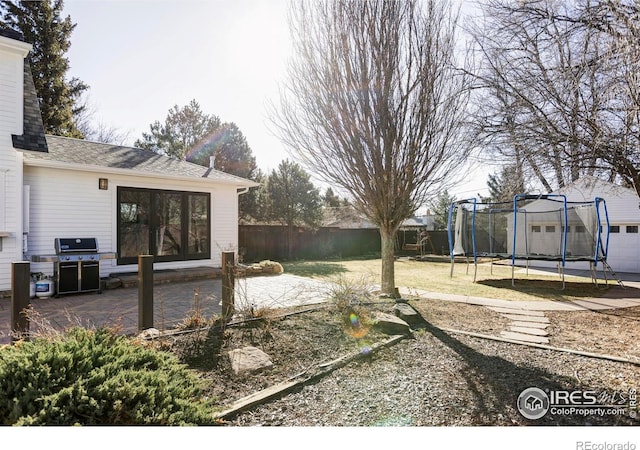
11,261,31,342
138,255,154,330
221,251,235,321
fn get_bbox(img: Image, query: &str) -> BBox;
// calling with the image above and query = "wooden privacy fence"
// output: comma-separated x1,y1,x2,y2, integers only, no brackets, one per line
239,225,449,262
239,225,382,262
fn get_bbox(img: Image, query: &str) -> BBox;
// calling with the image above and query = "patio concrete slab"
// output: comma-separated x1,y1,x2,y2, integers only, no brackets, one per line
234,274,330,311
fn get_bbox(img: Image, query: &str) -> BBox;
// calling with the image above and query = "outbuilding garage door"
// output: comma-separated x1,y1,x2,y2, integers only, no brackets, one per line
606,225,640,274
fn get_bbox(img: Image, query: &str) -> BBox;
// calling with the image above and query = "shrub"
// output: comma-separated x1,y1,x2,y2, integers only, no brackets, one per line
325,273,375,312
0,327,217,425
325,274,376,339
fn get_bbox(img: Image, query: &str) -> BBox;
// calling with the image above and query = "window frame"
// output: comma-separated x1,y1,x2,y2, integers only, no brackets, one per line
117,186,211,265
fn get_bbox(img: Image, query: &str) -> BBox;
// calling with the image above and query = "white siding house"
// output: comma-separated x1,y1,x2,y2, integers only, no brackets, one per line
0,32,31,291
0,30,257,292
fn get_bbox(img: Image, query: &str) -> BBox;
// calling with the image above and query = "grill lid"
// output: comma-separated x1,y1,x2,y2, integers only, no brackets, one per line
54,238,99,254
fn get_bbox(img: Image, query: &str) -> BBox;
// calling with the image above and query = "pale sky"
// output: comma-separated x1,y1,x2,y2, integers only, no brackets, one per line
62,0,491,203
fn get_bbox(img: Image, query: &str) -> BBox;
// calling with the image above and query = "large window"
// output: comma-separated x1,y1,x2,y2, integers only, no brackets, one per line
117,187,210,264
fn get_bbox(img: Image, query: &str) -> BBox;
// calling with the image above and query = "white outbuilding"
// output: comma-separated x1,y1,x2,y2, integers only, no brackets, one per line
540,176,640,274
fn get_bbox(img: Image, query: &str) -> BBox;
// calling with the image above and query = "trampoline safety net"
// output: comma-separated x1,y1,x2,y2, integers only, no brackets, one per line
447,194,609,266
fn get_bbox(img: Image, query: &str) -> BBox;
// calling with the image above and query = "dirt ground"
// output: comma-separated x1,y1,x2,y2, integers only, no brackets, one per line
546,306,640,359
159,297,640,425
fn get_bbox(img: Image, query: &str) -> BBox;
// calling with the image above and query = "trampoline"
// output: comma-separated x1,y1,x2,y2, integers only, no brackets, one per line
447,194,616,288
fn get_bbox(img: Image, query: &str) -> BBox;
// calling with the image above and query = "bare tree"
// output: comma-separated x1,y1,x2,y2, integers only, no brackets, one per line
467,0,601,190
589,0,640,194
75,92,131,145
271,0,472,296
468,0,640,196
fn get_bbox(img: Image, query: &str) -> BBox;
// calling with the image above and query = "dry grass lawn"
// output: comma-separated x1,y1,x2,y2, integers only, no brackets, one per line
283,257,619,302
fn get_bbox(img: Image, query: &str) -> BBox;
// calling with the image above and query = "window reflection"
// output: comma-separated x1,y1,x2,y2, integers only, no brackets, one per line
117,188,210,264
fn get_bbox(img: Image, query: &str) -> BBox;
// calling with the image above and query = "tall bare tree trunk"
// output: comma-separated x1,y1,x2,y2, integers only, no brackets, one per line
271,0,472,299
380,226,397,297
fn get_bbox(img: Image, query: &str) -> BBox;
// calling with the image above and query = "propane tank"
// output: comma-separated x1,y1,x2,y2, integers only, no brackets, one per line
35,277,55,298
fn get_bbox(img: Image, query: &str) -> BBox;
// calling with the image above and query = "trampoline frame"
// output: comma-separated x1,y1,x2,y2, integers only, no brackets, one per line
447,194,611,289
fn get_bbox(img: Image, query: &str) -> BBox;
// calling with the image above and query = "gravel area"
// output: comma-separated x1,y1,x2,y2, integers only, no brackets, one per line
165,299,640,426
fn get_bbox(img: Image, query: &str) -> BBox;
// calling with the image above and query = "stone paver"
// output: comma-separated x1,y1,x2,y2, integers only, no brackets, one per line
490,308,552,343
510,326,549,336
234,275,330,311
0,274,332,345
500,330,550,344
511,321,549,329
487,307,545,317
500,314,550,323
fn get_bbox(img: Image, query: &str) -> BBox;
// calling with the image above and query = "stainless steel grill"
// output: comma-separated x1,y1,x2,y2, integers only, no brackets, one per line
31,238,117,296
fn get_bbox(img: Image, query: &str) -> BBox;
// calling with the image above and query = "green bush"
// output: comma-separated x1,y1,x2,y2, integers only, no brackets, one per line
0,327,217,425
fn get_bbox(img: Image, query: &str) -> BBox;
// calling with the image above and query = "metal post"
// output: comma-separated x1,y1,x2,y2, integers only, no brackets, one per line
138,255,154,330
221,251,235,321
11,261,31,342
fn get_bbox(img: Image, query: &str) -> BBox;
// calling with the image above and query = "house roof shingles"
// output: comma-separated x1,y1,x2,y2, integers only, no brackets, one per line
5,29,255,188
22,135,258,187
12,58,48,153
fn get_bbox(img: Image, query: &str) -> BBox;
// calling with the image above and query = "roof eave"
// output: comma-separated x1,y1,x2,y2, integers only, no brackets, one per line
0,35,32,57
22,158,259,188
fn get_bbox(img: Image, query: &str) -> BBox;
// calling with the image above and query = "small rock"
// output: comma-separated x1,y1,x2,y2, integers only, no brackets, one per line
228,346,273,375
372,312,411,335
393,302,427,328
137,328,161,339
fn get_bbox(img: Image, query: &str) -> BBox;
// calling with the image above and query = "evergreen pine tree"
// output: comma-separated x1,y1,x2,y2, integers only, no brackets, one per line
0,0,88,137
267,160,323,259
322,187,342,207
429,190,457,231
487,165,527,203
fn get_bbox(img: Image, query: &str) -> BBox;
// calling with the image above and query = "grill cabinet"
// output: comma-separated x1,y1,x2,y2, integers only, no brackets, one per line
54,238,102,296
31,238,116,297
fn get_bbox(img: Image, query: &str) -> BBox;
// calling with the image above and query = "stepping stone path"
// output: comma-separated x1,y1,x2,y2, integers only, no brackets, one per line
486,306,550,345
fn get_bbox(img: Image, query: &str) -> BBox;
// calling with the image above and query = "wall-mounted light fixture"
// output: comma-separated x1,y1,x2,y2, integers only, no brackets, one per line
98,178,109,190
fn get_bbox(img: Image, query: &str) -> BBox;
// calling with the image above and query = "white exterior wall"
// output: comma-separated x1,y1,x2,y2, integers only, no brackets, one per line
529,178,640,274
211,184,240,261
0,142,23,291
24,165,240,279
0,41,30,291
587,184,640,274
